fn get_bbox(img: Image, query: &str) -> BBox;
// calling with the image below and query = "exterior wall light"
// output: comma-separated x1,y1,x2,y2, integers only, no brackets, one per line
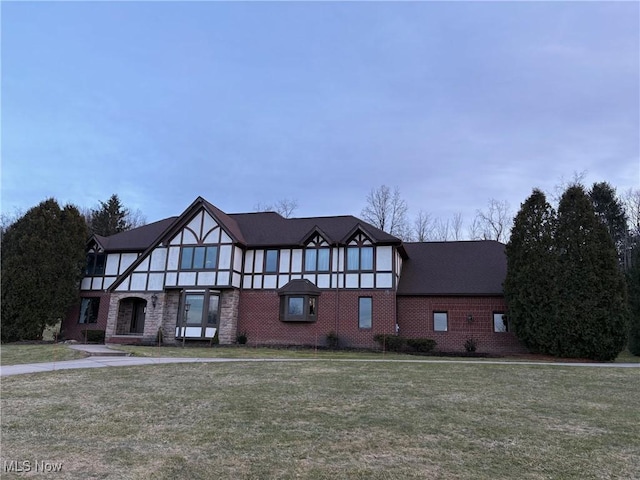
467,314,474,323
151,293,158,308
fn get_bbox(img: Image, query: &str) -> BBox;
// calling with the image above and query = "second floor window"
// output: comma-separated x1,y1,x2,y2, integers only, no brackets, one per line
86,253,106,276
265,250,279,273
180,246,218,270
305,248,330,272
347,246,373,271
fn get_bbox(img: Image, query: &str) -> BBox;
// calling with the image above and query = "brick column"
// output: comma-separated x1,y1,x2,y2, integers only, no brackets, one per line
219,289,239,345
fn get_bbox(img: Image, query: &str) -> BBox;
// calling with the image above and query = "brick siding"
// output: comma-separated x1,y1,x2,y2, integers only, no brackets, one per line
397,296,526,354
61,292,110,342
62,289,527,354
238,289,397,349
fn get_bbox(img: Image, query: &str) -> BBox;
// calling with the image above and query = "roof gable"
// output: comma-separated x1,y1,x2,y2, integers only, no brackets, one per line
161,197,246,246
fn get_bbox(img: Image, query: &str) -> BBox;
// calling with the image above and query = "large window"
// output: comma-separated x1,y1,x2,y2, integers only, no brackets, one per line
265,250,279,273
359,297,372,329
180,246,218,270
305,248,330,272
79,298,100,324
347,247,373,271
493,313,508,333
178,291,220,328
280,295,318,322
86,253,106,276
433,312,448,332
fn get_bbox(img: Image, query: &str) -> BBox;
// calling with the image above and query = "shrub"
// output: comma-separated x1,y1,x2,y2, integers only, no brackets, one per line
464,338,478,353
236,331,248,345
373,334,405,352
85,330,105,344
326,332,339,349
406,338,437,353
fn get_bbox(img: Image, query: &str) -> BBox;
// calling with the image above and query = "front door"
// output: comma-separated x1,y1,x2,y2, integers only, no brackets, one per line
176,291,220,339
130,300,146,334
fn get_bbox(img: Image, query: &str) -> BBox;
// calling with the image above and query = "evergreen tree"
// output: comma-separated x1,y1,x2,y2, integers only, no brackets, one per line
589,182,628,266
1,199,88,342
554,185,628,360
627,244,640,356
504,189,557,352
89,194,131,236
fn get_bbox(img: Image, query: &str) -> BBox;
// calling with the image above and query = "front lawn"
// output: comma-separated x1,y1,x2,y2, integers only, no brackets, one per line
111,344,422,360
0,344,87,366
1,361,638,479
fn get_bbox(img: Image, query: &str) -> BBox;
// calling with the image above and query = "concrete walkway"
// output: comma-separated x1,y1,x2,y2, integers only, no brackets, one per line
67,343,131,356
1,343,638,377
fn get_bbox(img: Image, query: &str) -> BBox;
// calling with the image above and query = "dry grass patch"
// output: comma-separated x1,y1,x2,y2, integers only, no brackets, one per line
1,362,639,479
0,344,87,366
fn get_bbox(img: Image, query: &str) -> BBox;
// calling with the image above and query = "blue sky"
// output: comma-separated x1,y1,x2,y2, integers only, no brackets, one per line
2,1,638,231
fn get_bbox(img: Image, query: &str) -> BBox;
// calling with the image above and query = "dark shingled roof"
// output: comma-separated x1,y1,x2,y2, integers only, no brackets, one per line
94,217,178,252
229,212,401,246
397,241,506,296
94,197,401,252
277,279,322,296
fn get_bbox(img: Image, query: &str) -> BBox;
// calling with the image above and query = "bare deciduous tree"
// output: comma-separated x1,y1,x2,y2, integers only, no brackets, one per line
412,210,433,242
467,216,484,240
623,188,640,237
552,170,588,204
254,198,299,218
433,218,450,241
452,212,464,241
127,209,147,229
361,185,409,239
274,199,299,219
475,199,512,243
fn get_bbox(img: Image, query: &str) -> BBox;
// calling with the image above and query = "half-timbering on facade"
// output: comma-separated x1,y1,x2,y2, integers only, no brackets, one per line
62,197,525,354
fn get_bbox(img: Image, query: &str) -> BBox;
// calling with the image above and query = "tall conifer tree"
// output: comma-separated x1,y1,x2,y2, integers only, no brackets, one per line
554,186,628,360
627,244,640,355
89,194,131,236
589,182,628,266
504,189,557,352
1,199,87,342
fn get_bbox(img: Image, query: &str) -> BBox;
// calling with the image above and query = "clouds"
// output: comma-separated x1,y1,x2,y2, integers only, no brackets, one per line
1,1,638,227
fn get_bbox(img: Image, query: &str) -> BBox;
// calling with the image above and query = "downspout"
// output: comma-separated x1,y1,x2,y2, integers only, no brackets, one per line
334,242,340,342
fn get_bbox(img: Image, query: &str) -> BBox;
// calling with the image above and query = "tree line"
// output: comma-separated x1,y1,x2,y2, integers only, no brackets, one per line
504,184,635,361
360,182,640,248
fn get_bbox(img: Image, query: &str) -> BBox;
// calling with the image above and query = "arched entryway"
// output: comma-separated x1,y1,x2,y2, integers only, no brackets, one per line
116,297,147,335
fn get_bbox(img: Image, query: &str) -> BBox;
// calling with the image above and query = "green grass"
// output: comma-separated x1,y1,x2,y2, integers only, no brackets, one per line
113,344,640,363
0,344,87,366
2,342,637,366
1,362,638,479
112,344,423,360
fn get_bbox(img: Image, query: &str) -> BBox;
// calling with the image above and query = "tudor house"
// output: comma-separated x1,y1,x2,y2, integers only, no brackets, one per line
62,197,525,354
